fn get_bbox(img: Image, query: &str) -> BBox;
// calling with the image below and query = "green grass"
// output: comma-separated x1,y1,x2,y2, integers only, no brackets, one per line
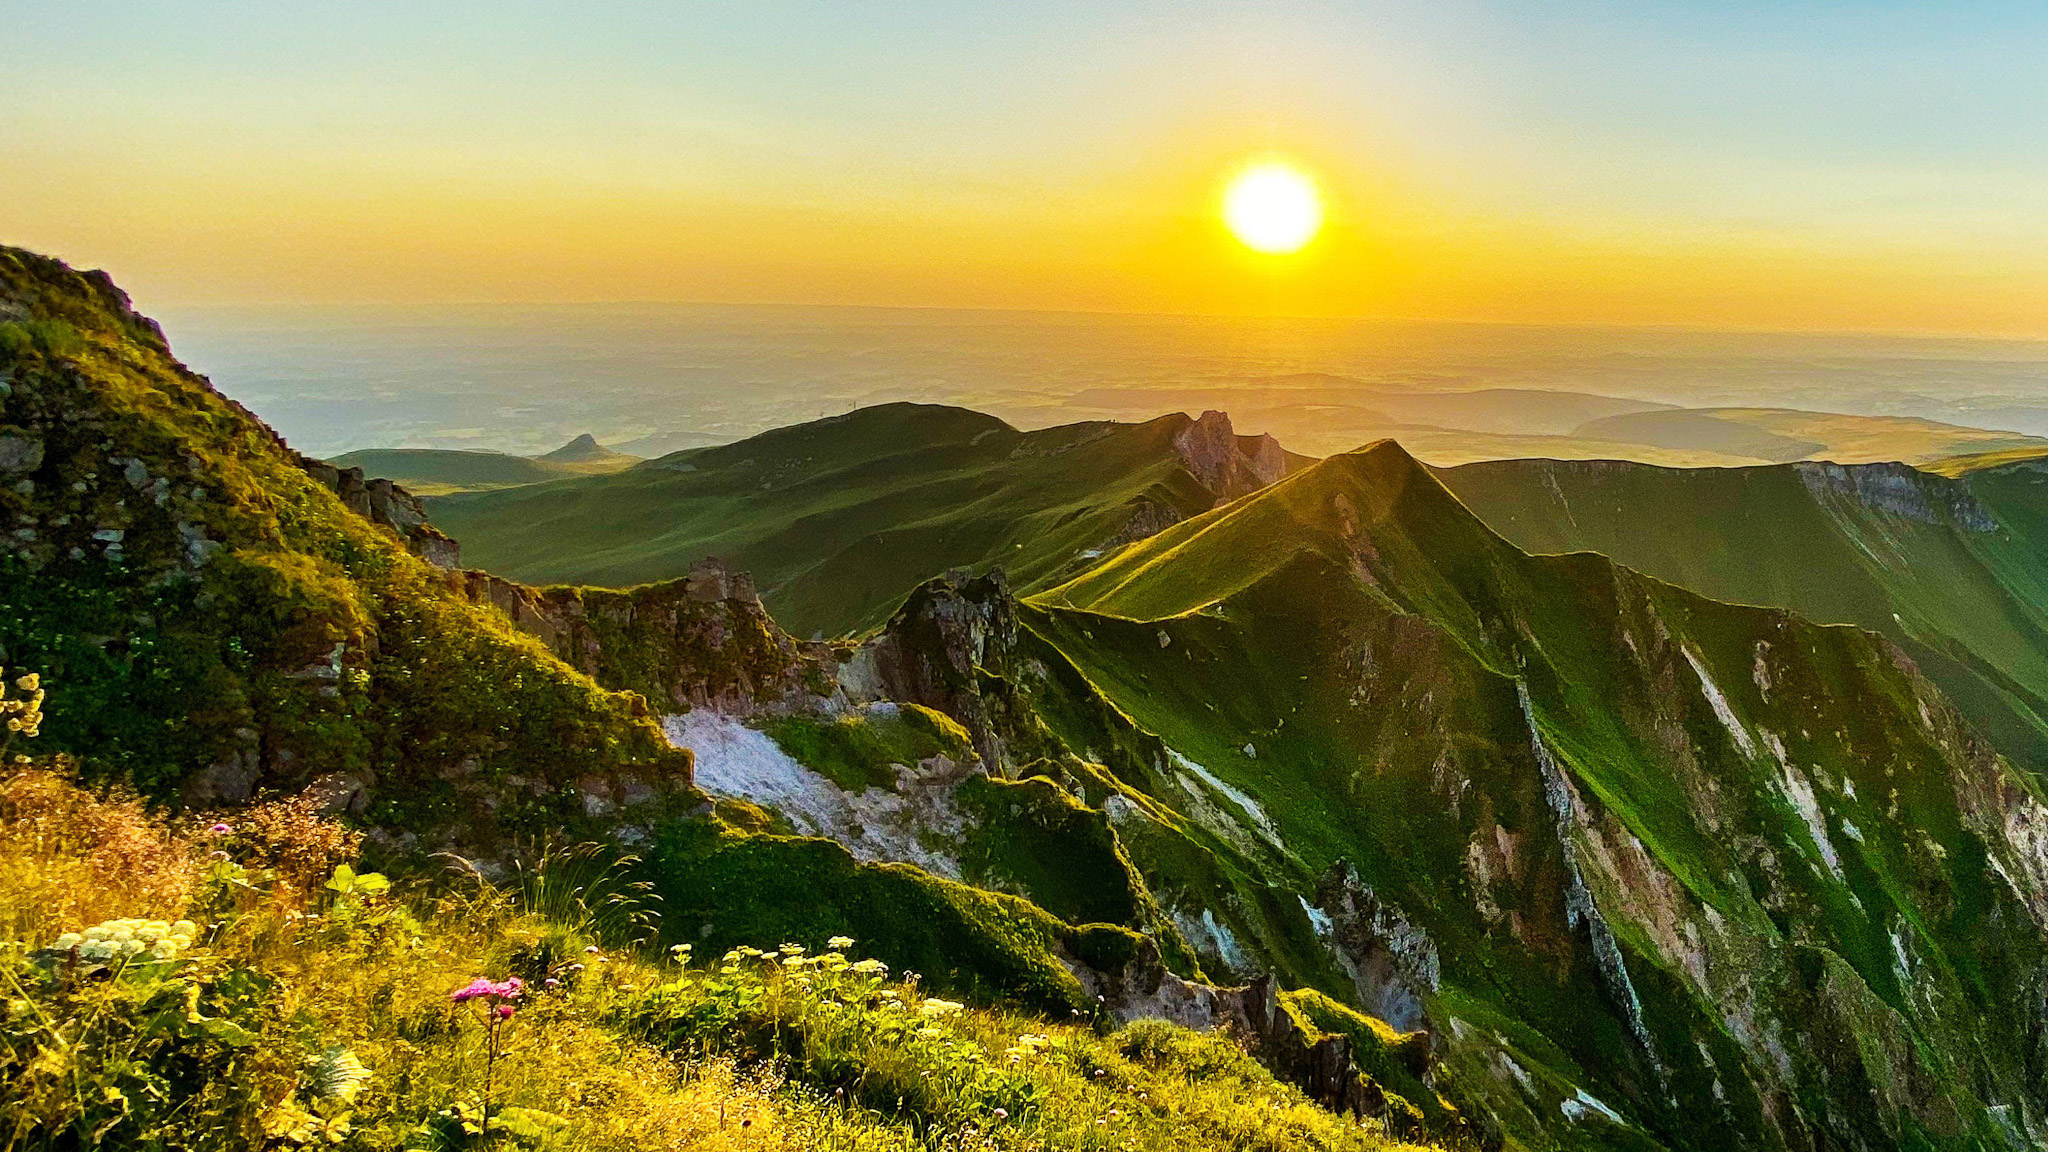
1018,442,2048,1151
428,404,1235,638
0,764,1430,1152
0,246,693,843
762,705,975,793
1439,455,2048,773
328,441,639,496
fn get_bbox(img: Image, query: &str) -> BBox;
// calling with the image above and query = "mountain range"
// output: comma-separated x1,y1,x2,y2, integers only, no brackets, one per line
11,246,2048,1150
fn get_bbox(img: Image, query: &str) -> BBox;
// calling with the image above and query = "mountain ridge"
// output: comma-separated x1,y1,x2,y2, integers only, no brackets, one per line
430,402,1300,637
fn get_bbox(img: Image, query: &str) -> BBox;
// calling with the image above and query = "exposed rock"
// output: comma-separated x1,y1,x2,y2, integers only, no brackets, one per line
0,435,45,472
1172,410,1288,502
1313,860,1440,1033
844,569,1022,773
1071,938,1446,1139
684,556,759,604
184,745,262,805
667,706,977,880
450,565,834,715
1795,460,1998,531
1517,681,1664,1077
306,771,373,814
300,459,461,567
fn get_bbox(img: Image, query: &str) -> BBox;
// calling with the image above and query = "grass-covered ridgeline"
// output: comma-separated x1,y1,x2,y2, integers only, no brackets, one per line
1023,441,2048,1151
1440,455,2048,773
428,404,1256,638
0,247,688,838
0,763,1433,1152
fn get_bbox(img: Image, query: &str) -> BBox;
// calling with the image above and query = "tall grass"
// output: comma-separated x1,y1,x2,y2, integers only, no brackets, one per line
0,763,1430,1152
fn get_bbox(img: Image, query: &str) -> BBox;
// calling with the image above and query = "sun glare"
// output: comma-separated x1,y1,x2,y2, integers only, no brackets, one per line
1222,162,1323,254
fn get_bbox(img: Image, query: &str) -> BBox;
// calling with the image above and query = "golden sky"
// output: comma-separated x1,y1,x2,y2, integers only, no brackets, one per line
10,3,2048,334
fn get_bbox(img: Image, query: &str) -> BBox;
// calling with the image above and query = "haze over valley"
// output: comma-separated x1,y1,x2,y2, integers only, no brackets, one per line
171,302,2048,467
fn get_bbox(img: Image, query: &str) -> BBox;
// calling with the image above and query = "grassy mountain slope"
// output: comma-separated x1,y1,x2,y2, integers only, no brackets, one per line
1027,442,2048,1151
0,247,693,841
0,250,1459,1147
1574,407,2048,465
1441,456,2048,771
431,405,1287,638
329,434,638,495
0,247,1222,1024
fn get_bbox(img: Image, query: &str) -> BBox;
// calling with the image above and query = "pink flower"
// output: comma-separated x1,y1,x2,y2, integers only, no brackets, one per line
992,1108,1009,1122
209,823,232,835
452,976,526,1005
451,977,499,1004
494,1004,516,1020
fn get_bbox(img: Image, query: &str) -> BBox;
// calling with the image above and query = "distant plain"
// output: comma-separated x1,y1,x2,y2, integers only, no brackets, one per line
163,302,2048,465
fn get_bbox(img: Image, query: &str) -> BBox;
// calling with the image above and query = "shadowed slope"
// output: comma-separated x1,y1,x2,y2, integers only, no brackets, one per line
1441,456,2048,772
1028,441,2048,1151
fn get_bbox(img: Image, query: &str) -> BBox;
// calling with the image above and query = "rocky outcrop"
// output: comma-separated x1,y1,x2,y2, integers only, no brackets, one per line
1070,937,1454,1141
450,558,836,714
840,569,1027,773
1312,859,1440,1034
1172,410,1288,503
1795,460,1999,531
300,460,461,567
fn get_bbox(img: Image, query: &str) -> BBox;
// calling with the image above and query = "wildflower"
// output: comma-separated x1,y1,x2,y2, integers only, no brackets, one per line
779,943,804,955
209,822,232,836
494,1005,516,1020
15,674,36,691
851,958,887,976
451,978,499,1004
992,1108,1009,1122
545,978,560,989
827,935,854,950
918,998,964,1018
584,945,600,955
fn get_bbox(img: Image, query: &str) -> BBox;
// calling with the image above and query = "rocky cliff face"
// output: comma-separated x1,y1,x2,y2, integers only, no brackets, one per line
1172,410,1288,503
838,569,1026,773
1795,460,2000,531
450,557,839,715
301,460,461,567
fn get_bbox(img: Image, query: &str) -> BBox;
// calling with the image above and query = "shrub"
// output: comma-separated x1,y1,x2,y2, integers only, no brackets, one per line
210,792,365,890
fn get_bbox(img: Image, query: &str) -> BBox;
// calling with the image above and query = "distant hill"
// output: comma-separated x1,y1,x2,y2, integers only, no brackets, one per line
429,403,1303,637
327,434,640,494
535,431,638,466
1572,406,2048,465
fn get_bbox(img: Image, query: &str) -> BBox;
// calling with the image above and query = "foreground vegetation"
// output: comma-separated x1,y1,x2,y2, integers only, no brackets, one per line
0,763,1425,1152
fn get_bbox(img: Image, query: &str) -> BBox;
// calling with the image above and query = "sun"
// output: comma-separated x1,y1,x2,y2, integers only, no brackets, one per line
1222,162,1323,254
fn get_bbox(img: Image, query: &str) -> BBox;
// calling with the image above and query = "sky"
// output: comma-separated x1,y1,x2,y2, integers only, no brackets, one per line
8,2,2048,333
